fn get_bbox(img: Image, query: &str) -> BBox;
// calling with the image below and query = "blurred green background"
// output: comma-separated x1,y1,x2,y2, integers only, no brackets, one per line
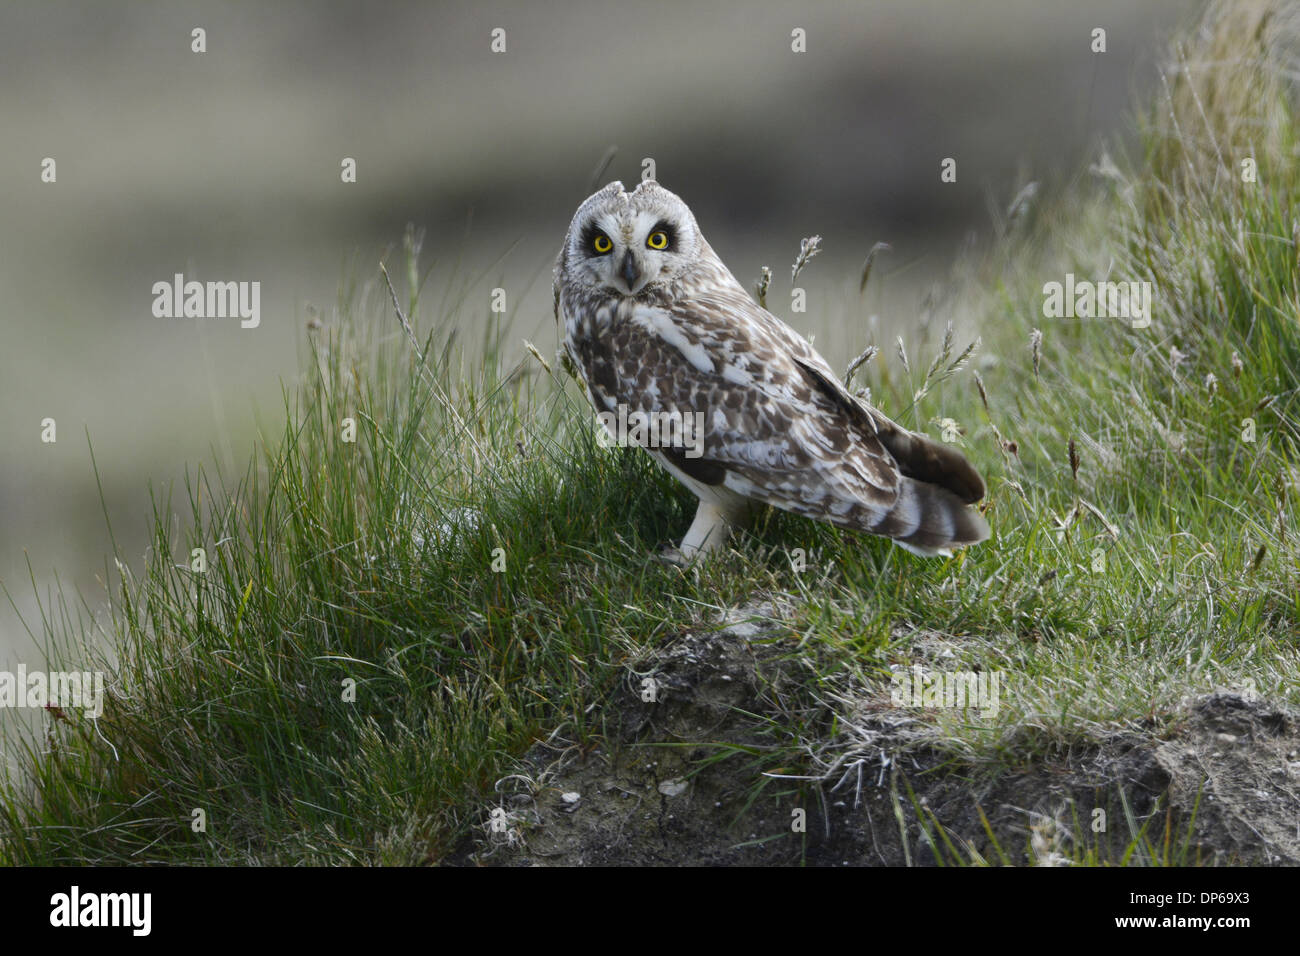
0,0,1199,678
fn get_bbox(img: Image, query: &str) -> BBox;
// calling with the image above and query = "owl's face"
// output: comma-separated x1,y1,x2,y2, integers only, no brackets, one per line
561,180,702,297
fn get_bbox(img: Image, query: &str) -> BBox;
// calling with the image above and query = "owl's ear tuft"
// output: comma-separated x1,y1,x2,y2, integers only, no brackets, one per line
578,181,626,208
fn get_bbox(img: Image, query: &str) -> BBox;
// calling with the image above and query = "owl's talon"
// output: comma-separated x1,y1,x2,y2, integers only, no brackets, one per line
654,546,694,568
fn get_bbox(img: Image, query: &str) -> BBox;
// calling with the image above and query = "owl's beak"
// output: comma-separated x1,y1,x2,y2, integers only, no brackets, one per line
620,250,641,291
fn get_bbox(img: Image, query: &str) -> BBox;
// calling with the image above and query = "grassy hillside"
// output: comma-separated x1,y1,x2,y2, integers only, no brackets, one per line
2,0,1297,865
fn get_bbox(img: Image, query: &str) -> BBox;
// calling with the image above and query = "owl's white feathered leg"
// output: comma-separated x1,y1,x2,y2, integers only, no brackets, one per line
668,496,754,565
679,500,734,558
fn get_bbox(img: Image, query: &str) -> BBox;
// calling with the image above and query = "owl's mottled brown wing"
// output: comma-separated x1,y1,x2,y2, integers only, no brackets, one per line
563,274,904,529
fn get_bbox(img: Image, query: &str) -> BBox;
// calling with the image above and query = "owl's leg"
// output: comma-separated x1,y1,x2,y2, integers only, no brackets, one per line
650,456,750,565
679,500,733,557
668,498,753,565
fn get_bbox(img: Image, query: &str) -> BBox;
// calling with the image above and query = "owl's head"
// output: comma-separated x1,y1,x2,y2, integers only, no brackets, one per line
560,180,702,297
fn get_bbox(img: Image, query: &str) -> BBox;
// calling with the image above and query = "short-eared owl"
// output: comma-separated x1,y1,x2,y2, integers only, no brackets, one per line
555,180,989,561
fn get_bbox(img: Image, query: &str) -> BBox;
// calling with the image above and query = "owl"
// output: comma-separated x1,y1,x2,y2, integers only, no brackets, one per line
554,180,989,562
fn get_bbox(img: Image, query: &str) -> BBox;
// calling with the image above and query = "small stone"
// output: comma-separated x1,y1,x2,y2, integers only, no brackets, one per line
658,778,689,797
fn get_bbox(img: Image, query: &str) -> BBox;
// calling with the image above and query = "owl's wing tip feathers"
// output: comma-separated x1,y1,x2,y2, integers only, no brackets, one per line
792,355,988,506
878,426,986,504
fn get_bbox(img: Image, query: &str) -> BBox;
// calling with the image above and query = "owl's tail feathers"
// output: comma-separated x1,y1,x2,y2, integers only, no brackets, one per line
870,476,991,557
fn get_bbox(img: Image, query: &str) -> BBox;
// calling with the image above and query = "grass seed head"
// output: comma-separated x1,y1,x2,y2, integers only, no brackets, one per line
791,235,822,283
755,266,772,309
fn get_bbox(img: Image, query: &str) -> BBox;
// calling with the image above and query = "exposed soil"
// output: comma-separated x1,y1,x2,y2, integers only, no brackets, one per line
456,607,1300,866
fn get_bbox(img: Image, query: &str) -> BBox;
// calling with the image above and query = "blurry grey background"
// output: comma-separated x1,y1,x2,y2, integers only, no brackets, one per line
1,1,1199,689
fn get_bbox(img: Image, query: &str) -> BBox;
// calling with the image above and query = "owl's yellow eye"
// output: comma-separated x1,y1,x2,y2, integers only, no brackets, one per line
592,233,612,254
646,231,669,250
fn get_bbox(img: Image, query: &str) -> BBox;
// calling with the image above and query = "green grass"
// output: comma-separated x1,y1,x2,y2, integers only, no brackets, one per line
2,0,1298,865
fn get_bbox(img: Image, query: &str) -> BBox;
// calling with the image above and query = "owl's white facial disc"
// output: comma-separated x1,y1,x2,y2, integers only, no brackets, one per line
563,180,701,297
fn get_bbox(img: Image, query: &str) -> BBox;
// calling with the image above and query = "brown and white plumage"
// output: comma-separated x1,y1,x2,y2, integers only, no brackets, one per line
555,180,990,560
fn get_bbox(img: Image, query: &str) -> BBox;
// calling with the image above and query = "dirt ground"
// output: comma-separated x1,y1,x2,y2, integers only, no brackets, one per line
456,606,1300,866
